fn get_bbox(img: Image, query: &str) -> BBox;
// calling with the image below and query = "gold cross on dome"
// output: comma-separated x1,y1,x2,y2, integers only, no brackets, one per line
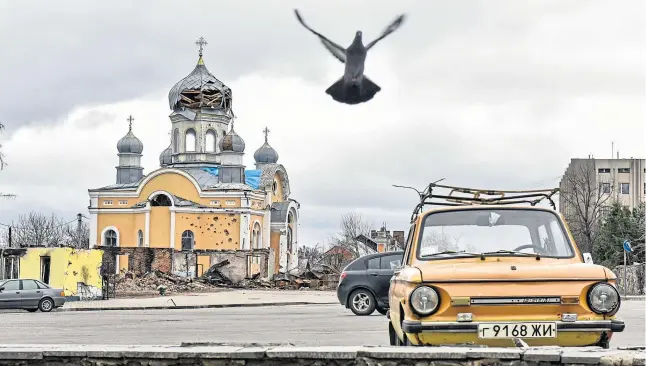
195,37,208,56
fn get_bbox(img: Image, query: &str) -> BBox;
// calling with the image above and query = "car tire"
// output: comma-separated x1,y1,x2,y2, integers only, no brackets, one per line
38,298,54,313
348,289,376,316
376,307,388,316
26,309,38,313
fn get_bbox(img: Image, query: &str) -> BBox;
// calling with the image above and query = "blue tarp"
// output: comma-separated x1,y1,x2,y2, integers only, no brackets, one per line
202,167,219,176
245,169,262,189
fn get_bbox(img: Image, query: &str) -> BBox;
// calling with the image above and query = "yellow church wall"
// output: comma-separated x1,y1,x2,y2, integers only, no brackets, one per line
270,231,281,273
149,207,171,248
97,213,139,247
175,213,241,250
139,172,200,203
19,247,103,297
271,173,284,203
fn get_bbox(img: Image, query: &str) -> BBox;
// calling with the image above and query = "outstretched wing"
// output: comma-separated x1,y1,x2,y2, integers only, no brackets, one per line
366,14,406,51
294,9,347,63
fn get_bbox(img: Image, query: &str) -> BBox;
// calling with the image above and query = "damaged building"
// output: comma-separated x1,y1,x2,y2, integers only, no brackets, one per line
88,37,300,286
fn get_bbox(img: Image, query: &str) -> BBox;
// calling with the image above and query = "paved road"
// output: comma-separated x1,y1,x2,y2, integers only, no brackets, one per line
0,302,643,347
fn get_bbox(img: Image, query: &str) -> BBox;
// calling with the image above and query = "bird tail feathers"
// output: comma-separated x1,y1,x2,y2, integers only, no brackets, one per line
325,76,381,105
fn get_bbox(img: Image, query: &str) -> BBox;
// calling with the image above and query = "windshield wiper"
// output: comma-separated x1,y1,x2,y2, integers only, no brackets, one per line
422,250,482,258
481,250,541,259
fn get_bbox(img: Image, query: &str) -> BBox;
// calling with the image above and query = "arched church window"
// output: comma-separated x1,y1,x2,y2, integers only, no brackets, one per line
205,130,216,153
104,230,117,247
252,223,262,249
185,129,196,152
151,194,172,207
272,180,278,194
137,230,144,247
181,230,195,251
173,129,179,153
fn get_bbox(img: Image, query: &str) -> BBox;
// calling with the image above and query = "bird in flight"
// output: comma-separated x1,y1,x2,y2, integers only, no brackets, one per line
294,9,405,105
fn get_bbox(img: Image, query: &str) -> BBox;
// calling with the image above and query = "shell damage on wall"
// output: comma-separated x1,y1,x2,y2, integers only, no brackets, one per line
180,213,239,248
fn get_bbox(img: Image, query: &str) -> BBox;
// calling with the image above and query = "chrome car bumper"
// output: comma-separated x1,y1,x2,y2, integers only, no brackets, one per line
402,319,625,334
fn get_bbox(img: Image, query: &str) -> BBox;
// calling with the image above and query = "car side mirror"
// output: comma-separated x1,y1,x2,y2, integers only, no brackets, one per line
583,253,594,264
0,287,4,292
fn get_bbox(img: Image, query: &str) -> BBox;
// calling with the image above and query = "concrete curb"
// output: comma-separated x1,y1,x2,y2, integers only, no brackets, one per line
0,345,642,365
58,301,338,312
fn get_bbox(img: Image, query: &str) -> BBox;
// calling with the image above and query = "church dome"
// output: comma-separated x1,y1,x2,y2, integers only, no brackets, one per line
168,37,232,113
254,140,279,164
159,145,172,166
221,125,245,153
117,125,143,154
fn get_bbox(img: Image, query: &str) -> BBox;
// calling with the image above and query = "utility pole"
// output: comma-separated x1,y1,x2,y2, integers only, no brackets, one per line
77,213,82,249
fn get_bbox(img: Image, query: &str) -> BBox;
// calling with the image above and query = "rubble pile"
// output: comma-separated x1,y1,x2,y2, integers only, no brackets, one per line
116,270,217,295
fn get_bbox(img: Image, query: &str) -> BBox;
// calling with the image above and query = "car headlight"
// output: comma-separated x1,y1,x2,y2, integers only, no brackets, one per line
587,282,620,315
409,285,440,316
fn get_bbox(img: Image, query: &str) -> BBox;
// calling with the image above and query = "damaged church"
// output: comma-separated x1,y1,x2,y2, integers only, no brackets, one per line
88,37,300,283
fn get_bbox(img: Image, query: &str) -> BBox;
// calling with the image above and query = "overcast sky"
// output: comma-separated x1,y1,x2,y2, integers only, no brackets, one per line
0,0,643,247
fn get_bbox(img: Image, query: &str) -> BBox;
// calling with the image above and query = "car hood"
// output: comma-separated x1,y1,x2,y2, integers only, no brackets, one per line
417,259,609,283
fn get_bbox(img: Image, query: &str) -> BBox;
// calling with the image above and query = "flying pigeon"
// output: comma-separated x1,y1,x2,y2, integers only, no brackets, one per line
294,9,405,105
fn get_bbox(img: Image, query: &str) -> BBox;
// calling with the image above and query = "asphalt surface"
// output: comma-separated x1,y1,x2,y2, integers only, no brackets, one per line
0,302,643,347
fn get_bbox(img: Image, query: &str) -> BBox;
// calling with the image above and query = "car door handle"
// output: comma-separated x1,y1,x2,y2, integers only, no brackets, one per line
369,273,379,276
36,291,41,293
15,292,19,294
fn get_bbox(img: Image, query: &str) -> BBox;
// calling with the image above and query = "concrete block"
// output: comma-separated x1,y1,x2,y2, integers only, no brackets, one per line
42,349,88,357
466,348,522,360
523,348,563,362
359,346,469,360
231,347,266,359
177,346,242,359
560,350,603,364
266,346,360,359
0,350,43,360
634,353,645,366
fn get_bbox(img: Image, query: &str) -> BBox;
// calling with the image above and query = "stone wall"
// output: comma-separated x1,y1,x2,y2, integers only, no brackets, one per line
172,249,273,283
100,247,173,276
0,345,642,366
614,263,645,295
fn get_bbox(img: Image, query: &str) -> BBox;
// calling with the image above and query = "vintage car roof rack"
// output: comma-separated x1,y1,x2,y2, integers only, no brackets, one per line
399,182,559,224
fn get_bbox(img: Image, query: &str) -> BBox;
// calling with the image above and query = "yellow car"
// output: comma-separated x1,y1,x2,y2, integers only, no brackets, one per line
388,183,624,349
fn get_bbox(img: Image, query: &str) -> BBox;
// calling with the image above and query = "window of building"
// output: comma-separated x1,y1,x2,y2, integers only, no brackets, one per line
225,200,235,206
103,200,113,205
118,200,128,206
644,183,646,195
185,129,196,152
104,230,117,247
151,194,172,206
621,183,630,195
598,168,611,173
205,130,217,153
210,200,220,206
272,180,278,194
173,129,179,153
137,230,144,247
600,182,611,194
618,168,630,173
181,230,194,251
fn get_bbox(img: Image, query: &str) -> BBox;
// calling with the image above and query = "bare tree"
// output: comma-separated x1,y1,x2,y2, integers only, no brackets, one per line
0,122,16,200
5,212,67,248
560,160,614,253
330,212,374,259
421,231,458,252
62,220,90,249
298,243,324,264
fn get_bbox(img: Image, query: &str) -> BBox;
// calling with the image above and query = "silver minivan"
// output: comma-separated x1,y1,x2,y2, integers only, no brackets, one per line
0,279,66,312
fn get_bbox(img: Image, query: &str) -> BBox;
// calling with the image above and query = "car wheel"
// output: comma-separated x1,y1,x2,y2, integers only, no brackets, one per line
26,309,38,313
376,307,388,316
349,289,376,316
38,298,54,313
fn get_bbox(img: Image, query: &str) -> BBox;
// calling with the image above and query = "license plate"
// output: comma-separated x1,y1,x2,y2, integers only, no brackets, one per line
477,322,557,339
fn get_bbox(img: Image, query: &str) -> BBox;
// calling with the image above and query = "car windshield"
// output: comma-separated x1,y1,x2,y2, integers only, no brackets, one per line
417,208,574,259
